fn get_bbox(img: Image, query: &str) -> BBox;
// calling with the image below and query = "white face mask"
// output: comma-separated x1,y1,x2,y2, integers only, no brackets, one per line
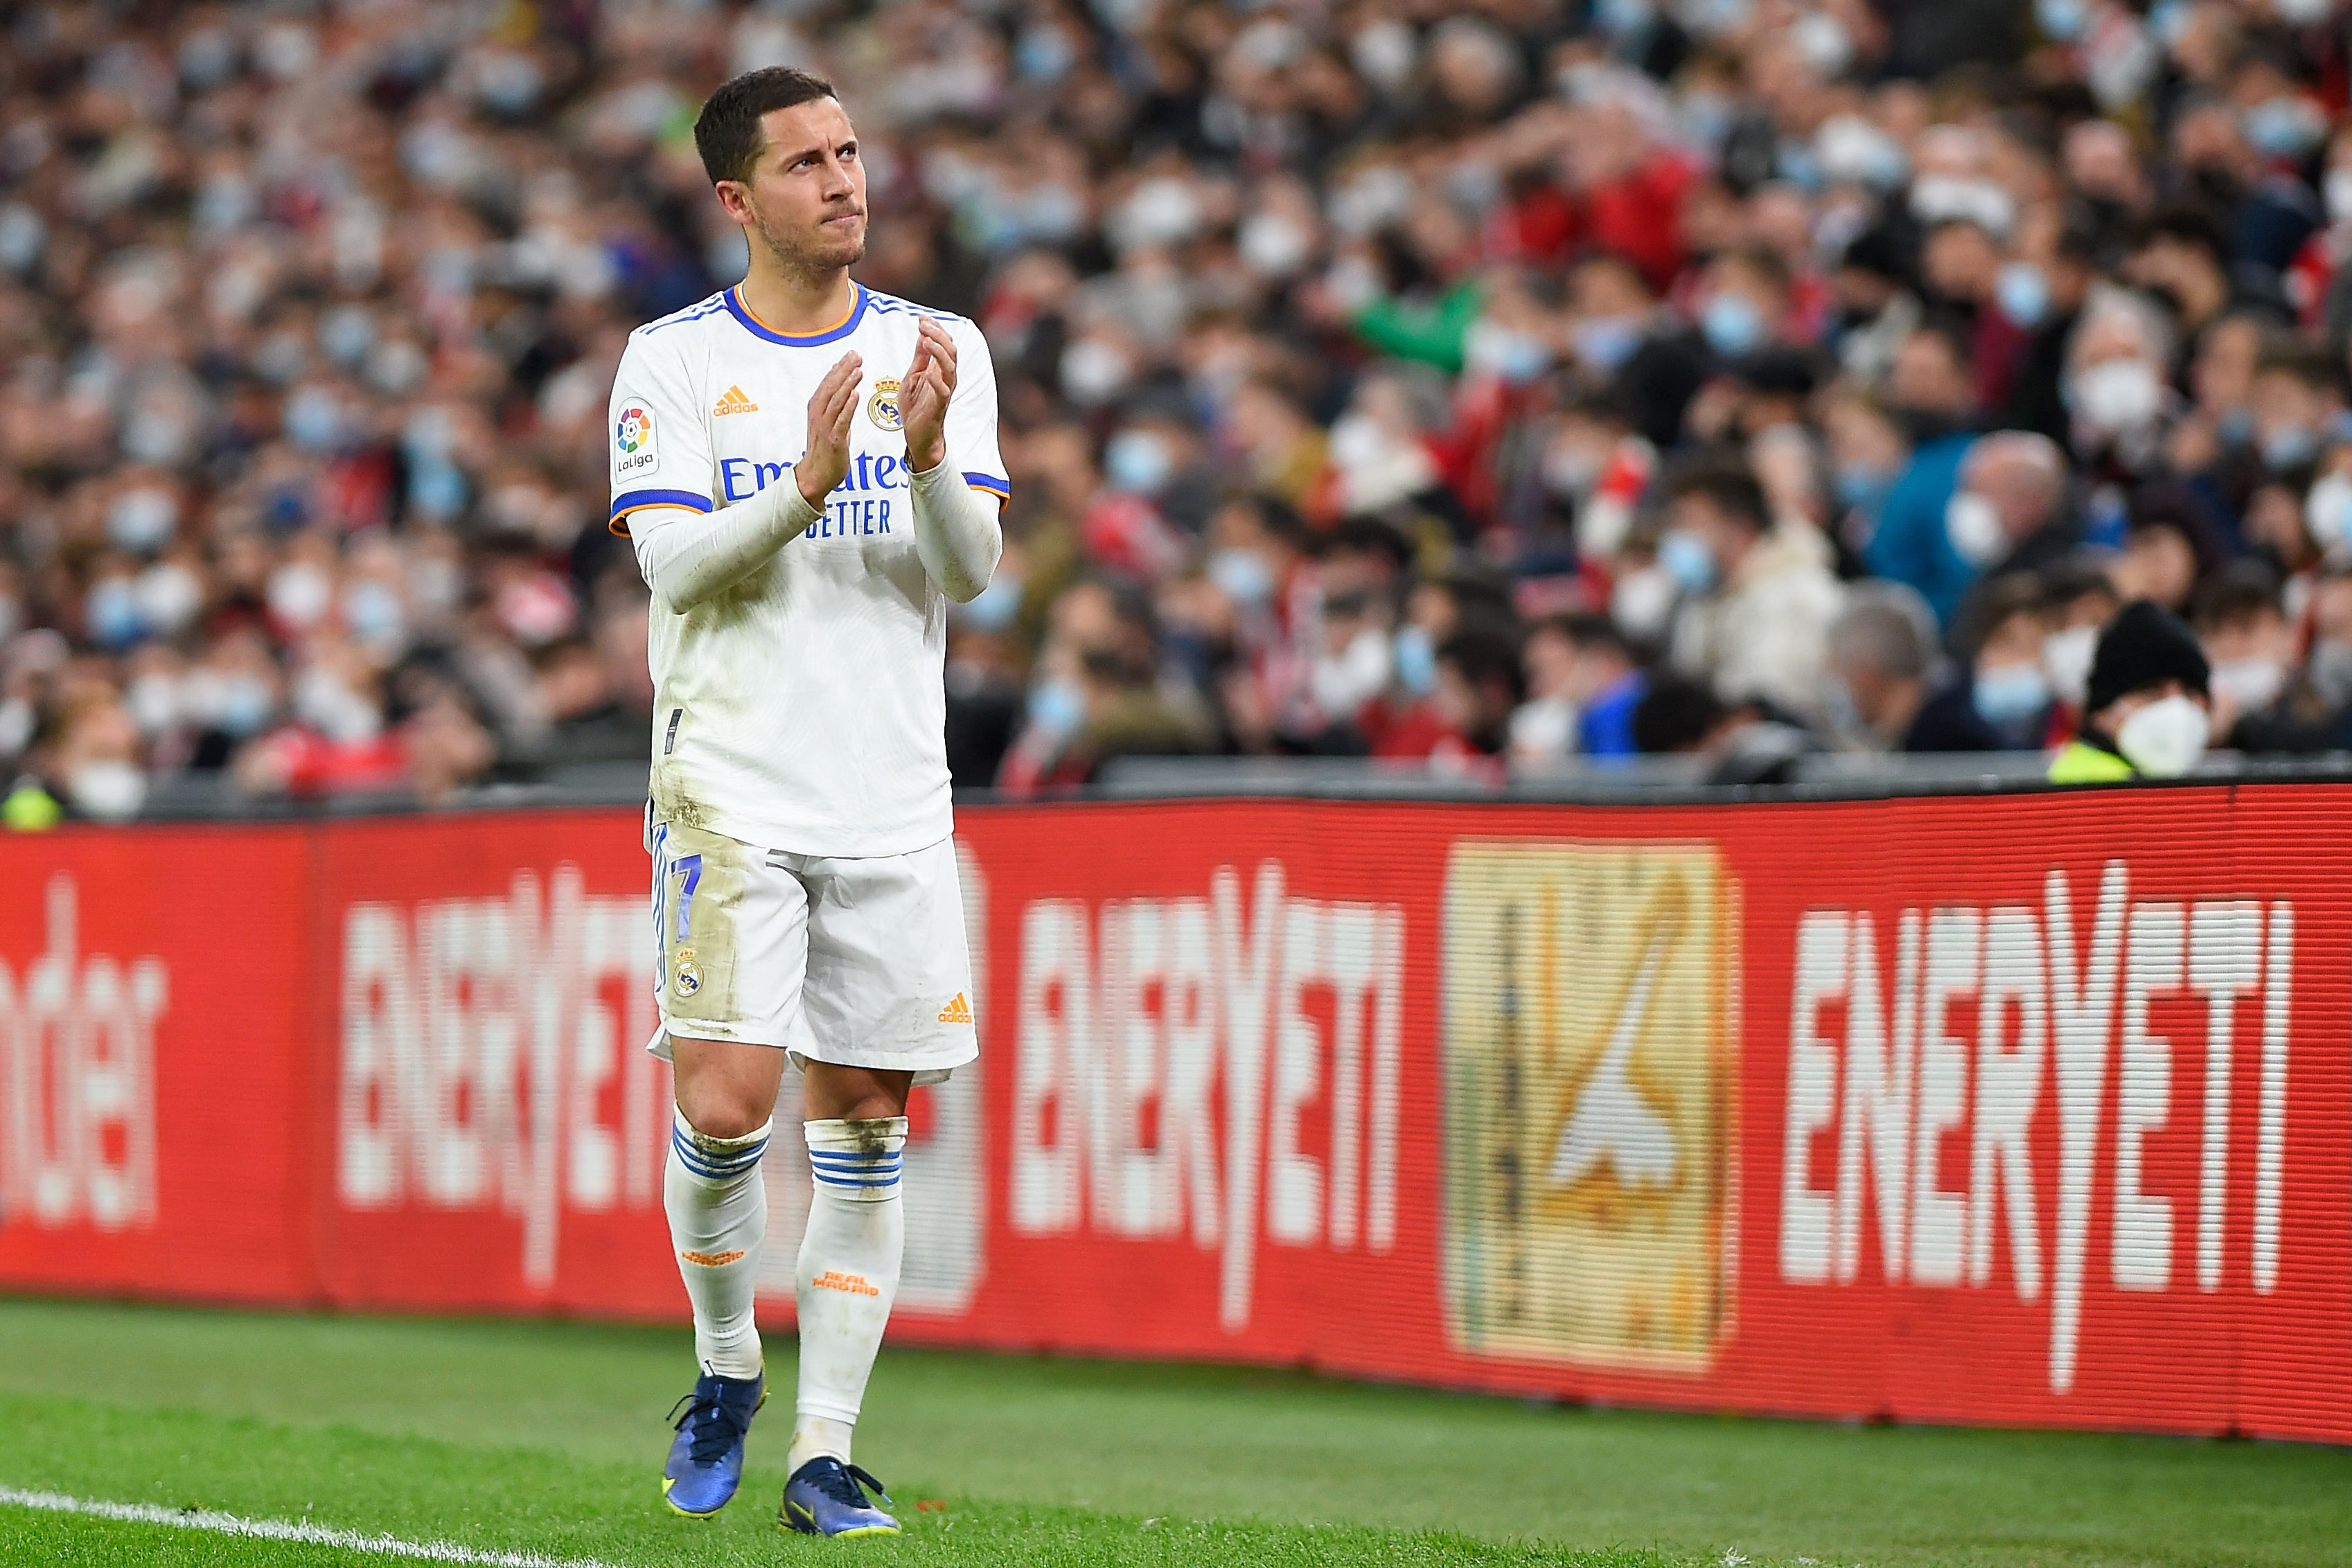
1945,490,2005,566
1611,563,1678,644
2210,656,2287,714
2307,472,2352,556
2074,358,2163,436
2044,625,2098,705
68,760,148,822
2115,693,2211,777
2328,168,2352,226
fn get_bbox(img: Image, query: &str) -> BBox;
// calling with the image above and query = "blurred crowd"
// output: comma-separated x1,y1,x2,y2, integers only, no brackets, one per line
13,0,2352,818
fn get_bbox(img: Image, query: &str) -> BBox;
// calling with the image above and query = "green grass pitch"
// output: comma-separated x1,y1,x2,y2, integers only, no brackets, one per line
0,1300,2346,1566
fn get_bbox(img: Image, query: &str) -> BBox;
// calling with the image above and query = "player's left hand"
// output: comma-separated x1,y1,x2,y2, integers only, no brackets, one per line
901,318,955,474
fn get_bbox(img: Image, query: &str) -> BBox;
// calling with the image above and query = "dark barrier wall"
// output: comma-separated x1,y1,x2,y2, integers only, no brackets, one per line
1,790,2347,1441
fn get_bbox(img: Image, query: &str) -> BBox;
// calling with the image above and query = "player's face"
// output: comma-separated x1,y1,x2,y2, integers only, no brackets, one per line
726,98,867,274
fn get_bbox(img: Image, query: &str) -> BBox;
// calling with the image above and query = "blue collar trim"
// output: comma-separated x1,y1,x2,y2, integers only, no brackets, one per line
725,282,865,346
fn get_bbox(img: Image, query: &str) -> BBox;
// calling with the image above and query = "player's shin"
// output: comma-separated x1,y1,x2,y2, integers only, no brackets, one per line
788,1116,907,1472
664,1110,772,1380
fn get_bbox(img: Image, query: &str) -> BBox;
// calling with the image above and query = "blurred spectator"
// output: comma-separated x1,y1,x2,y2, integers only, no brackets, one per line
1957,573,2062,752
1825,581,2001,754
1632,673,1817,786
1662,458,1843,722
13,0,2352,819
2049,600,2214,782
2201,561,2337,753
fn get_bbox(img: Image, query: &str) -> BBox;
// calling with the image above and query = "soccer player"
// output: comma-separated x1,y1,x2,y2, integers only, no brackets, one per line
605,66,1004,1538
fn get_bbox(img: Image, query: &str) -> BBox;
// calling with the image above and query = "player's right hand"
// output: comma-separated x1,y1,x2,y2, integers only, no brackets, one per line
795,351,862,509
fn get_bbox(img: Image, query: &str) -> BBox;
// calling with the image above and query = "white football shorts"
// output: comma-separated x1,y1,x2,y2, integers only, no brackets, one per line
644,819,977,1084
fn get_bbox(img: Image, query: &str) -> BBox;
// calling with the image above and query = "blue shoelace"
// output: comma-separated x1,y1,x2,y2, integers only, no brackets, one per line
802,1456,892,1509
667,1389,757,1466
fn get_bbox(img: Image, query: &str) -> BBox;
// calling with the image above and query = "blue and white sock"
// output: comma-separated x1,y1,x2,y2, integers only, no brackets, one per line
664,1110,772,1381
788,1116,906,1472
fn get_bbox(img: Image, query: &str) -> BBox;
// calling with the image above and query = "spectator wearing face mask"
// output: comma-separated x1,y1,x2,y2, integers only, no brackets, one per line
1823,582,1990,752
2037,557,2125,717
1692,247,1796,371
2193,562,2305,751
2115,490,2227,613
1831,228,1922,391
2049,600,2215,782
1957,573,2062,751
2064,287,2179,475
1661,457,1846,724
1862,321,1983,623
1941,431,2077,630
2242,341,2347,499
1565,253,1706,449
1999,218,2102,443
2299,567,2352,724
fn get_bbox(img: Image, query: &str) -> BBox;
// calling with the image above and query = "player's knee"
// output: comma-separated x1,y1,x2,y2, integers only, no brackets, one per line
675,1088,772,1143
803,1065,912,1123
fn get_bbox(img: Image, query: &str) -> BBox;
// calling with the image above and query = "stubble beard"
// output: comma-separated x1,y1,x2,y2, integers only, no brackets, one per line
752,201,866,286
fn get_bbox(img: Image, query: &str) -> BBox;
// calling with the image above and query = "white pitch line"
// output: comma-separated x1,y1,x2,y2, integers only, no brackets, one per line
0,1486,629,1568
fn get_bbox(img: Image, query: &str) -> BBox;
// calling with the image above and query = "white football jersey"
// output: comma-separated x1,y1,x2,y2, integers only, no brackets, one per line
608,282,1008,858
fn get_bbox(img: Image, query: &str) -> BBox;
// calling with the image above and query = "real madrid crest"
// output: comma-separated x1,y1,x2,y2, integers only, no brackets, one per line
673,947,702,998
867,377,903,432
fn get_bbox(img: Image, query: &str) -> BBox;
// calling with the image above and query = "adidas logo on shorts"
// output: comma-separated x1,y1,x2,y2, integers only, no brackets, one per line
936,992,972,1024
712,384,759,416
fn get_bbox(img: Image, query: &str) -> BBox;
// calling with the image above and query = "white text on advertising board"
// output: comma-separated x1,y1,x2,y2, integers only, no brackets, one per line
1010,860,1407,1331
1779,860,2291,1391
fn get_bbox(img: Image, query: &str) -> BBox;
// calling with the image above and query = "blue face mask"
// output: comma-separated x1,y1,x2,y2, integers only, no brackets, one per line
409,462,466,522
1104,429,1176,495
1572,317,1644,372
2263,422,2318,472
86,578,146,650
1995,262,2050,329
1465,322,1552,385
1776,142,1825,194
1016,25,1076,82
283,386,344,452
1393,626,1437,695
1596,0,1655,38
958,573,1023,632
344,580,406,648
1699,294,1764,359
107,490,179,555
2035,0,2090,41
1973,663,2051,727
1657,529,1719,594
2245,98,2324,160
216,675,274,738
1835,463,1891,510
1025,678,1086,736
1208,548,1275,609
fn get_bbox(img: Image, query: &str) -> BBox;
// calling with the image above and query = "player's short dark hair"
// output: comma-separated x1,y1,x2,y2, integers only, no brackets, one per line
694,66,838,186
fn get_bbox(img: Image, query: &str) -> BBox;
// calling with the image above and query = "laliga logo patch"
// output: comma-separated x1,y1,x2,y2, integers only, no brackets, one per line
673,946,702,998
867,377,903,432
613,401,659,479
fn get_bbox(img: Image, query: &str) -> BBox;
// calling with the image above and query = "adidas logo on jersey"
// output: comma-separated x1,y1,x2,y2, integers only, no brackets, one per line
936,992,972,1024
712,385,759,416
